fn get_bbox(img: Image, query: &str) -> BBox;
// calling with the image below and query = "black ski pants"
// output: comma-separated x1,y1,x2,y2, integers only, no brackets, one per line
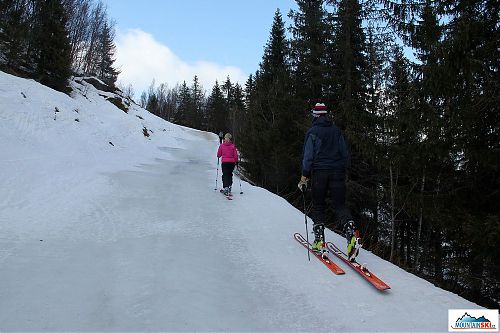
311,170,352,230
221,162,235,188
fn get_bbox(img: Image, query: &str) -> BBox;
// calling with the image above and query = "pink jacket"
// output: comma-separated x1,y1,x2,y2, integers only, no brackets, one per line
217,142,238,163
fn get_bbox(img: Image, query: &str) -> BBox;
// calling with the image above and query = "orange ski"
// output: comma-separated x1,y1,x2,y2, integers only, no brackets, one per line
294,233,345,275
326,242,390,291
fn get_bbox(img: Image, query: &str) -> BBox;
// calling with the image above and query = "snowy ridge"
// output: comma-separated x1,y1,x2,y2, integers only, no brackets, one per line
0,71,480,331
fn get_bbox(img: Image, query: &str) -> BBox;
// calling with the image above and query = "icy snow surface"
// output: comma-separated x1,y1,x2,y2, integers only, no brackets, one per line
0,71,479,331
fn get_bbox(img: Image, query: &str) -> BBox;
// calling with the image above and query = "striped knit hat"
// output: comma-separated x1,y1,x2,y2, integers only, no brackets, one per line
311,103,328,117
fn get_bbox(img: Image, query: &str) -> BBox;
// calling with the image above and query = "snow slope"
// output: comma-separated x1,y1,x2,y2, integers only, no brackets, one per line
0,71,481,332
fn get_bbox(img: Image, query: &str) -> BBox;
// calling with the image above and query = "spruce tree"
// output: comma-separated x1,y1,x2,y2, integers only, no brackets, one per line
378,0,499,306
409,0,445,273
146,86,159,116
229,82,245,142
97,20,119,87
383,46,417,262
175,81,190,126
239,9,295,193
438,0,499,305
0,0,28,72
244,74,255,108
328,0,368,131
289,0,330,102
34,0,72,93
362,23,393,249
190,75,205,130
206,80,226,133
328,0,374,233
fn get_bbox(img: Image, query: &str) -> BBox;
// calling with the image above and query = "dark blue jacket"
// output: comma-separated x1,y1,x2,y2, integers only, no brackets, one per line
301,116,347,177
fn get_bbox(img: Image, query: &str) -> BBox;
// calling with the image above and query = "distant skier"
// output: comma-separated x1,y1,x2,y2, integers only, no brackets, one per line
217,133,238,196
218,131,224,144
298,103,360,261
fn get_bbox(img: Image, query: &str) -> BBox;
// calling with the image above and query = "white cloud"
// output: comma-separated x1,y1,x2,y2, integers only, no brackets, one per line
114,29,248,96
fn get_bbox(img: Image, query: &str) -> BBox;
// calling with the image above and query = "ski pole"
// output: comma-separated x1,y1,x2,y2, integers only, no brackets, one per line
237,164,243,194
301,186,310,261
215,158,220,191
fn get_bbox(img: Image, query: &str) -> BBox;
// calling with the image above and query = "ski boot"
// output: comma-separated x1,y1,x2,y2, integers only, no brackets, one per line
345,220,361,262
312,224,328,259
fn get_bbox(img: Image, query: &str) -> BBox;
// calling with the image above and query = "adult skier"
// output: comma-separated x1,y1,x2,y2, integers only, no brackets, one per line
298,103,361,261
217,133,238,196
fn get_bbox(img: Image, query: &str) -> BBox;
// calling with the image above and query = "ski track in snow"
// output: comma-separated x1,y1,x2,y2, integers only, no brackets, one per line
0,71,482,332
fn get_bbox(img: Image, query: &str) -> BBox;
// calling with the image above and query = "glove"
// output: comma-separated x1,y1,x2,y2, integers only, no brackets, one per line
298,176,309,192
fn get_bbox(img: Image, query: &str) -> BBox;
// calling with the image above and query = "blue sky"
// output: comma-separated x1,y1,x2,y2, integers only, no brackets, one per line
102,0,297,95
